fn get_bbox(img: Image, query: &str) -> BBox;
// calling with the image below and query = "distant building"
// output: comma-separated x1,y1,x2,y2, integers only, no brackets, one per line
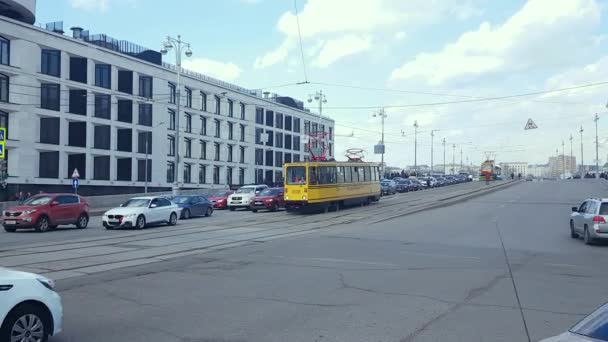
500,162,528,177
548,155,576,177
528,164,549,178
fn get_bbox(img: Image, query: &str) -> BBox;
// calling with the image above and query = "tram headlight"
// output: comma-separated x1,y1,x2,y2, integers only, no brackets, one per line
302,195,307,200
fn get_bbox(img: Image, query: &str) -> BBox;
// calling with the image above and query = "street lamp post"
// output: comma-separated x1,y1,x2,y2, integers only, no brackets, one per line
595,113,600,178
373,109,387,176
562,140,565,179
161,35,193,195
308,91,328,159
430,130,439,174
580,126,584,173
460,148,463,173
442,138,446,175
569,134,573,177
413,120,419,176
452,144,456,175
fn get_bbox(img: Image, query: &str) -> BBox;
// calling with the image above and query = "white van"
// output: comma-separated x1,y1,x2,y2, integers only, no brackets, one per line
227,184,268,211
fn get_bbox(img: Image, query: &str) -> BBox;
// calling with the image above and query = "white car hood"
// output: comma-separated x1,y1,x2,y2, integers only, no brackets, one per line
0,267,39,280
538,332,590,342
104,207,145,216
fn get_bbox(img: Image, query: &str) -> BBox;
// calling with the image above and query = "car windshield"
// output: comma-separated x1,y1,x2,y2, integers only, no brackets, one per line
570,304,608,341
260,189,280,196
121,199,151,207
236,187,255,194
211,191,230,197
286,166,306,185
22,196,52,206
172,196,191,204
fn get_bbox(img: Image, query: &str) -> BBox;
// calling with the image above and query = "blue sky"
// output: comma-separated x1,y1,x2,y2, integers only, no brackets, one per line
37,0,608,167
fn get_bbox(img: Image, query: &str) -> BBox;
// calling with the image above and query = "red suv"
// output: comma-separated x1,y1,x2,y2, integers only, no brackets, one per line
2,193,89,232
251,188,284,213
208,190,234,209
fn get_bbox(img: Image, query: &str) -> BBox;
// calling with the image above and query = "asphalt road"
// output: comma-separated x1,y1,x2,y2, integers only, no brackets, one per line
18,179,608,342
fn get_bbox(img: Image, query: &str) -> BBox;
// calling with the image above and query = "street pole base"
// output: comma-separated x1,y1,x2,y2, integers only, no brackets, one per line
172,186,181,196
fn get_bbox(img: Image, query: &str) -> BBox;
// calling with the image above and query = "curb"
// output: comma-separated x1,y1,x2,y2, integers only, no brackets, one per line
371,180,521,224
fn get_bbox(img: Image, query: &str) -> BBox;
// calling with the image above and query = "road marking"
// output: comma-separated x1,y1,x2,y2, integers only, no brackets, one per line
270,256,400,267
399,251,482,260
546,263,578,268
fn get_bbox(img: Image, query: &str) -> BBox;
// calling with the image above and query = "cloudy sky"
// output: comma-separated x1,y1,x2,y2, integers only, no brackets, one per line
38,0,608,167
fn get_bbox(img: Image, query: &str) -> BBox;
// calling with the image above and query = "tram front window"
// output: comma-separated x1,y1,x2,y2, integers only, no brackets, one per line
286,166,307,185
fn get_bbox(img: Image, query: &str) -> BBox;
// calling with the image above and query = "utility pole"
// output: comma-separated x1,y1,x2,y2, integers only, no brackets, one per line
460,148,463,173
443,138,446,175
373,109,387,176
580,126,584,173
413,120,419,176
595,113,600,178
452,144,456,175
430,130,439,175
569,134,573,177
161,35,193,195
562,140,565,179
308,91,328,160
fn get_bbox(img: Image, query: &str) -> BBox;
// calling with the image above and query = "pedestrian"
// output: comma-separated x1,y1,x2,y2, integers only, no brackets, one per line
17,191,25,204
26,192,32,199
511,172,514,180
426,178,431,188
518,173,521,180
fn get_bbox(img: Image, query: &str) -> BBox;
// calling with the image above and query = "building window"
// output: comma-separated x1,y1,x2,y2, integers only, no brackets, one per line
0,111,8,139
137,131,152,154
239,124,245,142
275,132,283,148
69,89,87,115
200,116,207,135
240,103,245,120
329,143,333,157
184,164,192,183
275,170,283,184
94,125,111,150
285,115,292,131
185,88,192,108
168,110,175,130
41,49,61,77
265,129,274,147
215,95,221,114
214,119,221,138
137,159,151,182
200,140,207,159
312,123,318,135
68,122,87,147
94,94,111,119
94,156,110,180
117,100,132,123
214,142,220,161
117,70,133,94
293,136,300,151
39,117,59,144
200,92,207,111
275,151,283,168
255,148,263,166
265,150,273,167
39,151,59,178
285,134,292,150
185,138,192,158
239,168,245,185
185,113,192,133
226,166,233,185
41,83,60,111
116,129,132,152
294,118,301,133
276,113,284,129
329,127,333,140
256,107,264,124
199,165,206,184
138,103,152,126
228,99,234,117
213,166,220,185
139,76,153,98
95,64,111,89
167,162,175,183
0,36,9,66
69,57,87,83
167,135,175,156
266,110,274,127
227,144,233,162
294,154,300,162
0,74,8,103
168,82,176,104
228,122,234,140
239,146,245,163
285,153,292,164
255,128,263,145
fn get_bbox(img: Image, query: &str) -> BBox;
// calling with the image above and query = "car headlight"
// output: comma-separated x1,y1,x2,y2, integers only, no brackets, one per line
37,277,56,291
124,213,137,218
23,209,37,215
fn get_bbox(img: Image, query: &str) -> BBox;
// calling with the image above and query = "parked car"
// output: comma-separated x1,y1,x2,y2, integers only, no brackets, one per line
2,193,89,233
409,179,422,191
252,188,285,212
0,267,62,342
444,176,456,185
434,177,446,187
208,190,234,209
380,180,397,195
395,179,411,193
540,302,608,341
171,195,213,219
102,196,179,230
228,185,268,211
570,198,608,244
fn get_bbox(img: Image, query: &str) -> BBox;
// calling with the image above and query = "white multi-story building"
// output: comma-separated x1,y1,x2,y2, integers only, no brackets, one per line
500,162,528,177
0,1,334,197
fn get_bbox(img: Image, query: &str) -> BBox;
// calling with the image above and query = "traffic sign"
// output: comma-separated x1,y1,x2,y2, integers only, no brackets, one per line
71,168,80,179
524,118,538,130
0,128,7,143
0,143,5,159
72,178,79,189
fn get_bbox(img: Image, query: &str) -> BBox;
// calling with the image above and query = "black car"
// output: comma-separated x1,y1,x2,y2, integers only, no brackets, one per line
381,180,397,195
434,177,446,187
395,179,410,193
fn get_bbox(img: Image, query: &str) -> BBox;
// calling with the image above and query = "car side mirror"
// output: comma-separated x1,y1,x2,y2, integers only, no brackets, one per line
150,203,158,208
50,200,59,206
255,191,260,194
572,207,579,212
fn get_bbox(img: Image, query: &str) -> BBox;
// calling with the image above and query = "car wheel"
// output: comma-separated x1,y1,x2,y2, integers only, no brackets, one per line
76,214,89,229
136,215,146,229
272,203,279,212
168,212,178,226
182,209,191,220
252,209,258,213
205,208,213,217
0,303,51,342
3,226,15,232
229,207,236,211
570,221,578,239
584,226,593,245
35,216,50,233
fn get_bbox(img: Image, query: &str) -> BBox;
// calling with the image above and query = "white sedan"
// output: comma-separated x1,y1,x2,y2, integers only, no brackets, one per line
0,267,63,342
102,196,179,230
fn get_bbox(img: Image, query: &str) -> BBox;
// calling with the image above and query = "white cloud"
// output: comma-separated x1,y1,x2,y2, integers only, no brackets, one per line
182,58,242,81
70,0,109,11
313,35,372,68
390,0,600,86
253,40,293,69
394,31,407,41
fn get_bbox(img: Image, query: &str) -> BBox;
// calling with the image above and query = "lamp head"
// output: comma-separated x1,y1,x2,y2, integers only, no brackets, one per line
185,48,193,57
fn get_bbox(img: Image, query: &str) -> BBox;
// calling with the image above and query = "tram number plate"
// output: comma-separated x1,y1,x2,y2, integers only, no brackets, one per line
291,190,301,194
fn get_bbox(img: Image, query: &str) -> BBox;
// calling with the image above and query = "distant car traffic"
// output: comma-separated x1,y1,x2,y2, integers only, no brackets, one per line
540,302,608,341
395,179,411,193
252,188,285,212
103,196,179,229
171,195,213,219
2,193,89,233
380,180,397,195
228,185,268,211
0,267,62,342
208,189,234,209
570,198,608,244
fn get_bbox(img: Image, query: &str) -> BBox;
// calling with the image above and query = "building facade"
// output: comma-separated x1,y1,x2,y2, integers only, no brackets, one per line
548,155,576,178
527,164,549,178
500,162,528,177
0,2,334,197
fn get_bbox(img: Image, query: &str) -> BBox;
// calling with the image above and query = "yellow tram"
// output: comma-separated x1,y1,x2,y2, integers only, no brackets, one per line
283,161,381,212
